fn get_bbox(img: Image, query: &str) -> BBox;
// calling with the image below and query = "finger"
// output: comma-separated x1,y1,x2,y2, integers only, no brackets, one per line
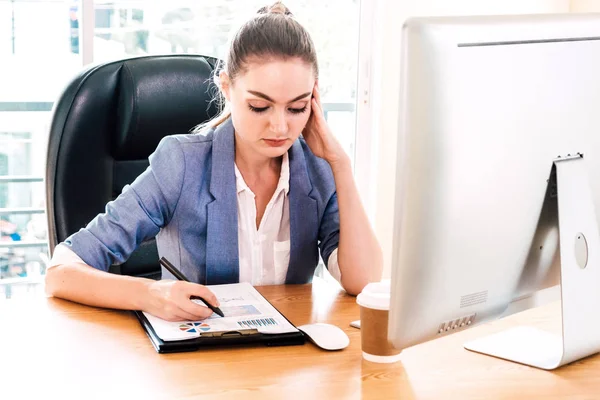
187,284,220,307
310,86,321,113
311,98,325,122
179,298,214,320
173,307,205,322
159,307,197,322
168,283,216,318
313,84,322,106
311,97,320,112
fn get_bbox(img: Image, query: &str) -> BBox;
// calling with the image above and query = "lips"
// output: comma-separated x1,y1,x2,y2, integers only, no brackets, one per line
264,138,288,147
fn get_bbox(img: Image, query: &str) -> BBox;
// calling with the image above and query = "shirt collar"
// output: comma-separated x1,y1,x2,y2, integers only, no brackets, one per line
234,152,290,196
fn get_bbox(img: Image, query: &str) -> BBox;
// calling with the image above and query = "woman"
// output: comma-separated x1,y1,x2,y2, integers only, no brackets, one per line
45,2,382,321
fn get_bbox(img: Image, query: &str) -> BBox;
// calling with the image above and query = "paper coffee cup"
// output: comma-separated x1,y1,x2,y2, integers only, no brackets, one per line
356,281,402,363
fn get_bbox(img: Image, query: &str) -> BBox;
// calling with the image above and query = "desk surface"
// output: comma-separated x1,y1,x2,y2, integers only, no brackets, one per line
1,279,599,399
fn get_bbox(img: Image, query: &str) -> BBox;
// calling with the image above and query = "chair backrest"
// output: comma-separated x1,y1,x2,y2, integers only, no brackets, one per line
46,55,219,278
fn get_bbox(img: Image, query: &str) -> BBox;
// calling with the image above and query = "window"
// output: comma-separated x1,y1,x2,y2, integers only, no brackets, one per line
87,0,359,158
1,0,82,299
0,0,360,298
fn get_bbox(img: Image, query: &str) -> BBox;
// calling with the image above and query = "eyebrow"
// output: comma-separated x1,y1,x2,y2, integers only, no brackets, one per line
247,90,312,104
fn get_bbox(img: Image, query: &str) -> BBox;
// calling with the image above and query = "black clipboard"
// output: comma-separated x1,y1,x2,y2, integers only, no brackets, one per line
134,311,305,353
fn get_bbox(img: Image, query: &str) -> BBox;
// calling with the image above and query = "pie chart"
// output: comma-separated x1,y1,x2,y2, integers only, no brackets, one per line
179,322,211,333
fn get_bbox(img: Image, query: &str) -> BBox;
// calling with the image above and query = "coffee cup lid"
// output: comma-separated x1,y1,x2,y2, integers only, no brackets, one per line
356,280,391,310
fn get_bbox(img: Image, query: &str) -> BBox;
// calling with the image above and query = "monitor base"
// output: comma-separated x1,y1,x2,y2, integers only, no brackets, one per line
465,154,600,370
464,326,562,370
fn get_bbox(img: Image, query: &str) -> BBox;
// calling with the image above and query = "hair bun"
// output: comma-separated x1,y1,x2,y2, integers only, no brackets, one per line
257,2,293,16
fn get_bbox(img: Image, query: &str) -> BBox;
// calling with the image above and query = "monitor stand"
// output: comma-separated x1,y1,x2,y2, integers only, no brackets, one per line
464,154,600,370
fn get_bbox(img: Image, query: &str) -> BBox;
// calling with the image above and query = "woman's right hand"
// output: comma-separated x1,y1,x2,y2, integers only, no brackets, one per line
142,280,220,321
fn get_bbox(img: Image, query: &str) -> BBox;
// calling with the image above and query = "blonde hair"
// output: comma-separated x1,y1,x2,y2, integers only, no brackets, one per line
194,1,318,132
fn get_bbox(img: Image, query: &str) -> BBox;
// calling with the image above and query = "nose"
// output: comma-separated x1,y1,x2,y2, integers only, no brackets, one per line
269,110,288,136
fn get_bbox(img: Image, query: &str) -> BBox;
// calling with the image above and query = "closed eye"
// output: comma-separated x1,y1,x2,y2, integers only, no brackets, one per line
248,105,268,113
288,106,307,114
248,105,308,114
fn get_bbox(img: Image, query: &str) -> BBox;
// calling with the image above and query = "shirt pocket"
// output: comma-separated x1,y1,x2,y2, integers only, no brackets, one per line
273,240,291,284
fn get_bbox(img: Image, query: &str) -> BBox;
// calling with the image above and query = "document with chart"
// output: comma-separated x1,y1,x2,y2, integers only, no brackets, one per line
141,282,299,342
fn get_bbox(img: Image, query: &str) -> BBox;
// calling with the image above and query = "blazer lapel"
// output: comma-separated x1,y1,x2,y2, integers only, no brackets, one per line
287,140,319,283
205,119,239,284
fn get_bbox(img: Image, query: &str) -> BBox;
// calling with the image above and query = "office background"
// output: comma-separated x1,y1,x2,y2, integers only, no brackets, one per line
1,0,598,300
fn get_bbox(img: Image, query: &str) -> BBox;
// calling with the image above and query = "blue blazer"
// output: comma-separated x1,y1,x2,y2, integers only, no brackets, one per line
64,119,340,284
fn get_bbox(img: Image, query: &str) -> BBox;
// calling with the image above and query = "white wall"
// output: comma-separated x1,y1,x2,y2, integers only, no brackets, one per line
570,0,600,11
367,0,571,279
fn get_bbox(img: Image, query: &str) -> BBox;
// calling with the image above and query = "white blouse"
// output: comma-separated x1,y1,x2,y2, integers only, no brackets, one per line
49,152,341,285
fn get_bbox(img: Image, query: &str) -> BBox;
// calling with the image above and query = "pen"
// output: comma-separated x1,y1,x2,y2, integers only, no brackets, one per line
158,257,225,317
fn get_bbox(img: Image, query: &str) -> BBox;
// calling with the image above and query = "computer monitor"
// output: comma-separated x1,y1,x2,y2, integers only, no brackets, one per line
388,13,600,370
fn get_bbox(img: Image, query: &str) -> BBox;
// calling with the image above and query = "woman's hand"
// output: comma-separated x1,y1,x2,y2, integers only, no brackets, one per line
143,280,220,321
303,84,348,167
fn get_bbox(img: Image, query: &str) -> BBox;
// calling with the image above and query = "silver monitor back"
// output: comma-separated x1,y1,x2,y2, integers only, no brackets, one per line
389,13,600,350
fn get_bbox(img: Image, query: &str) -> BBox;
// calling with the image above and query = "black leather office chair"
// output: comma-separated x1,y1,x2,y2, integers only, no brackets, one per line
45,55,219,279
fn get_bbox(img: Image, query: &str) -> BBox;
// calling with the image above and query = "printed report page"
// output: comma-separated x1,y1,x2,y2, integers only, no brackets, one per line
143,282,298,341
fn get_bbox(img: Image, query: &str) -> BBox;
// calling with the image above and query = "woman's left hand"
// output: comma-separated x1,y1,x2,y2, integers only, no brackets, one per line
303,84,348,166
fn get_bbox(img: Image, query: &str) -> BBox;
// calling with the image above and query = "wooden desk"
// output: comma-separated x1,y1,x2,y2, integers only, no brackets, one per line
1,279,599,399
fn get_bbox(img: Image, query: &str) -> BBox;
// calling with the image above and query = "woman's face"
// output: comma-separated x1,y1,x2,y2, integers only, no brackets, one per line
221,57,315,159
